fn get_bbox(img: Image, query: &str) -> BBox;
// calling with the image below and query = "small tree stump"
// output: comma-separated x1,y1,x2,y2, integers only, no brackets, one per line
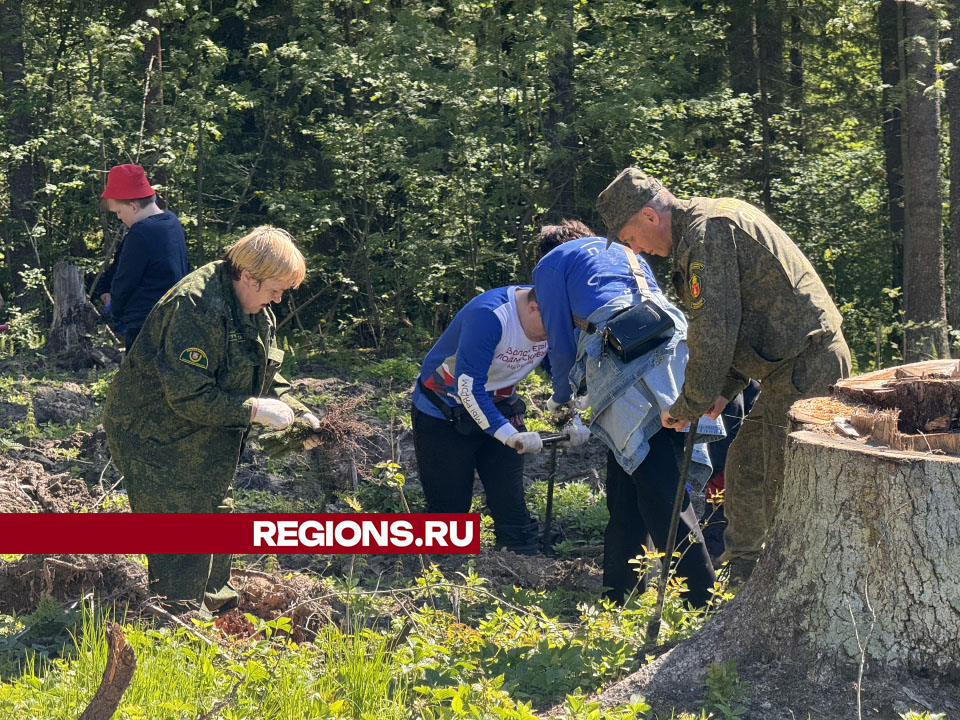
592,360,960,718
48,260,102,368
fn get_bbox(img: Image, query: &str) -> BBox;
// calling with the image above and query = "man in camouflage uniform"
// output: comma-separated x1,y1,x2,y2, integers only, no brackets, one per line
596,168,851,582
104,227,316,612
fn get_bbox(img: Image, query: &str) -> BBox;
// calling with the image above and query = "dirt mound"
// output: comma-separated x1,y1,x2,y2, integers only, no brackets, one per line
0,476,37,513
0,400,28,426
0,457,105,517
72,427,120,486
32,383,94,425
465,549,603,594
294,377,376,399
0,554,147,615
589,644,960,720
234,461,288,493
0,453,101,513
34,472,97,512
214,569,337,643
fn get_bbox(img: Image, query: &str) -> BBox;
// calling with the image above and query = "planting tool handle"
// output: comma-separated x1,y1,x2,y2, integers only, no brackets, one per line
540,434,570,554
644,421,699,647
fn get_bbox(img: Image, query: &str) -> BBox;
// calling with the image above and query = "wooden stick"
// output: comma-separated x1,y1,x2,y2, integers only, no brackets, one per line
77,622,137,720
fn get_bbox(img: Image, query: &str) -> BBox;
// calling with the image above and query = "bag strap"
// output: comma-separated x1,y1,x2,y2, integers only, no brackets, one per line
417,376,454,420
620,243,651,294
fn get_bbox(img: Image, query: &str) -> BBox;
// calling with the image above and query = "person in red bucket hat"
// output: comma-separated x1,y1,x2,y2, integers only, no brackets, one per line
97,164,189,349
102,163,155,200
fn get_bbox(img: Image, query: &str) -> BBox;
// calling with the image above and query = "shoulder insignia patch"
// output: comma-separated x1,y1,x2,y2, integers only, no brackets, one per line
179,347,209,369
689,261,705,310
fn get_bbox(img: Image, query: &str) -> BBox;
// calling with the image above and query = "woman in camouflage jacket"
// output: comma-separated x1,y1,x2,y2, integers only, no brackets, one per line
103,226,319,613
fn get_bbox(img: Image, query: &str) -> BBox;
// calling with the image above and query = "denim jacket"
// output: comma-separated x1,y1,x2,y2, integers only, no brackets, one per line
570,291,725,480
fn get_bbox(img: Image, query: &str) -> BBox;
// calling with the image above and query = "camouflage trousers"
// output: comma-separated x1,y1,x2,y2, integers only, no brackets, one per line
109,448,240,611
721,330,851,562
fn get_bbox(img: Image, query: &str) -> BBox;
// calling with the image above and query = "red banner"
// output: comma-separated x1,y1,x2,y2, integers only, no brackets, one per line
0,513,481,554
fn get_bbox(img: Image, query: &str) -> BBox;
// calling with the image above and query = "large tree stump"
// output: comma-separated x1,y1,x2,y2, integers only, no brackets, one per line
48,261,104,368
592,361,960,719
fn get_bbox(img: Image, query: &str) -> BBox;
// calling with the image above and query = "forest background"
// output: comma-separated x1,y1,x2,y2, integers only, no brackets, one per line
0,0,958,366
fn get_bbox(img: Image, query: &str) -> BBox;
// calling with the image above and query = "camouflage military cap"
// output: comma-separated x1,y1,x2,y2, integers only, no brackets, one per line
596,168,662,248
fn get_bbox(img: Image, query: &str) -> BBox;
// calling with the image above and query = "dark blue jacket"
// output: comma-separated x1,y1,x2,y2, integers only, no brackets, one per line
110,210,189,332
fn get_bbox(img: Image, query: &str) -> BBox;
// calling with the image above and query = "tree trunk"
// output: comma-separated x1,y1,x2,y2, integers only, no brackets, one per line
788,2,804,150
137,0,165,200
901,0,949,361
48,262,101,368
727,0,783,212
948,1,960,335
727,0,757,97
755,0,780,211
592,360,960,717
879,0,905,341
544,0,577,219
0,0,37,294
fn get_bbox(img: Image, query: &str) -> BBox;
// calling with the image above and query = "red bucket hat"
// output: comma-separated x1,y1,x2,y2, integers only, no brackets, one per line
101,164,154,200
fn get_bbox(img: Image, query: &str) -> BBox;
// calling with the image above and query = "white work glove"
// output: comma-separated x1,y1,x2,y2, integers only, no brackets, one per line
505,432,544,455
301,412,322,450
545,395,565,413
560,415,591,448
250,398,294,429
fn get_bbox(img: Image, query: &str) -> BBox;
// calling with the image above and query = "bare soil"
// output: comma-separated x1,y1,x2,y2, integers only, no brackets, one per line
0,456,98,513
464,549,603,594
0,554,148,615
589,630,960,720
0,400,28,426
32,383,94,425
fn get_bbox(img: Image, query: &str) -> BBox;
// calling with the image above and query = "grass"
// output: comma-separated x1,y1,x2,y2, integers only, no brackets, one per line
0,608,414,720
0,349,951,719
0,563,722,719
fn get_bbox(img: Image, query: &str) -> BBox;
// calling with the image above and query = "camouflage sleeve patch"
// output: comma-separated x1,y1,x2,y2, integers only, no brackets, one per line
689,261,704,310
156,298,251,427
178,347,209,369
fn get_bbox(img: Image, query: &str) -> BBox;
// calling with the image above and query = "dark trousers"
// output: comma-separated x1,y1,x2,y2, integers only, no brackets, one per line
115,453,237,610
603,428,716,607
412,407,539,553
124,326,142,352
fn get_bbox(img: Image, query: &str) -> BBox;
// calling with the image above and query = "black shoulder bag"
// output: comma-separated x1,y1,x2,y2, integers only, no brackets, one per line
602,245,675,363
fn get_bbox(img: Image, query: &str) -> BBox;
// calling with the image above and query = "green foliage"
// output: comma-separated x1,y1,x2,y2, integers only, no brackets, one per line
359,357,420,385
704,660,748,720
0,564,943,718
0,0,906,371
527,479,609,553
0,308,45,358
0,598,78,680
234,488,315,514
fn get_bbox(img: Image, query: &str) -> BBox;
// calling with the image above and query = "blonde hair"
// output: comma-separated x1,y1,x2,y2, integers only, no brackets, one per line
223,226,306,288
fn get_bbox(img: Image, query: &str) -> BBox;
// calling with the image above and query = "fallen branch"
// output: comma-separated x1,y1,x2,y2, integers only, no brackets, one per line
142,603,216,647
193,678,243,720
277,287,325,329
92,477,124,509
78,622,137,720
